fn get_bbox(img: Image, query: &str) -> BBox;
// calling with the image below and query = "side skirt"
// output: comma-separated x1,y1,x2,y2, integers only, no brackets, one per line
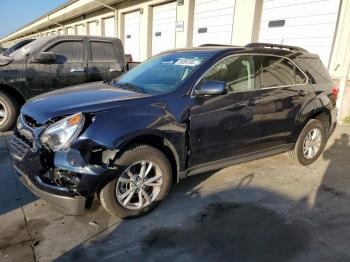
185,143,294,178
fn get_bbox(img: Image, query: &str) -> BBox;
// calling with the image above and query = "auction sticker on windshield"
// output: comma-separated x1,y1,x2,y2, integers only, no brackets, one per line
174,58,201,67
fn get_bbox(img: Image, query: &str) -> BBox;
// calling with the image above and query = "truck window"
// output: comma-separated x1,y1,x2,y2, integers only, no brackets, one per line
46,41,84,63
90,41,117,62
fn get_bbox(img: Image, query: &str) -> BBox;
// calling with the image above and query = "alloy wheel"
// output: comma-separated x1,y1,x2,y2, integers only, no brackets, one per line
303,128,322,159
0,101,8,126
116,160,163,210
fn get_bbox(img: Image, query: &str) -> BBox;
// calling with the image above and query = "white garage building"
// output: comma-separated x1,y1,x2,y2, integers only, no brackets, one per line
0,0,349,120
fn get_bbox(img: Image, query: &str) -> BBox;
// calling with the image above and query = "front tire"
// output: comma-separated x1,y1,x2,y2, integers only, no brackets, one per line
0,91,19,132
100,145,172,218
289,119,327,165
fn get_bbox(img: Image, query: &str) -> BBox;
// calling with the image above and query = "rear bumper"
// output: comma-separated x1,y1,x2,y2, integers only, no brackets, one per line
15,165,86,215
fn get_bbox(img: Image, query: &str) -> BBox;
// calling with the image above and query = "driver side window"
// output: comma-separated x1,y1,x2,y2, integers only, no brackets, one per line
46,41,84,64
203,55,257,92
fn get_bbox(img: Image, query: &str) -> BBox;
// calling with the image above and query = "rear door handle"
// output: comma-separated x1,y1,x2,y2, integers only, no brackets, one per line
109,68,121,73
70,67,86,73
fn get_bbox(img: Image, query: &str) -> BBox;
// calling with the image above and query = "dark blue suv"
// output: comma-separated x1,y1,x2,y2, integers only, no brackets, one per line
11,43,338,218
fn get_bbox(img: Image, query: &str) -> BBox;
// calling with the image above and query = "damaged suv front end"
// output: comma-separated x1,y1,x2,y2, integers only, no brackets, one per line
11,110,117,215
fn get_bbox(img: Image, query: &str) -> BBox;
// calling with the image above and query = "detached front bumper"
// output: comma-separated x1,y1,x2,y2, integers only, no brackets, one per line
14,165,86,215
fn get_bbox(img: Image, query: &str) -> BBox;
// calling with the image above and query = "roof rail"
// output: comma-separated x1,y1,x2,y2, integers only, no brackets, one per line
245,42,308,52
199,44,240,47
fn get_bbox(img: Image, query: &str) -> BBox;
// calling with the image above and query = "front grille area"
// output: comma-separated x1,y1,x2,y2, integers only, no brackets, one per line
15,128,34,148
10,135,30,160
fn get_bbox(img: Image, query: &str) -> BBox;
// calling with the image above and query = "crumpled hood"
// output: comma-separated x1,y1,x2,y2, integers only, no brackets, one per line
22,82,150,124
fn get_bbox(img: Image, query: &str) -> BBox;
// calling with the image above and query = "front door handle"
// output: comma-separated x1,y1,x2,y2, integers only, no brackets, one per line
298,90,308,96
70,67,85,73
246,98,261,107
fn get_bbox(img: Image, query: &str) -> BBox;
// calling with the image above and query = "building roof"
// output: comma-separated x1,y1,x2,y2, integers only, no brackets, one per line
0,0,125,44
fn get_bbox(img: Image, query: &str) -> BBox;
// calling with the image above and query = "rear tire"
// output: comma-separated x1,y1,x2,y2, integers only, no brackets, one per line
99,145,172,218
0,91,19,132
289,119,326,165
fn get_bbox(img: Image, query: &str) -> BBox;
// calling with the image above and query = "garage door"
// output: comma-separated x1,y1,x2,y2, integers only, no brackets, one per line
124,11,141,61
193,0,236,47
259,0,341,67
88,21,98,36
103,17,116,37
152,2,177,55
66,27,75,35
76,24,85,35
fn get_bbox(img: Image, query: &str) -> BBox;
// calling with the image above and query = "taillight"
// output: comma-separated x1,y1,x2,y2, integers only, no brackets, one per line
332,86,339,99
125,54,133,63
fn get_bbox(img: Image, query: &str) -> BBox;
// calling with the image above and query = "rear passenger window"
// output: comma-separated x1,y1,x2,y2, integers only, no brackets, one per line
90,41,117,62
47,41,84,63
260,56,307,88
203,55,257,92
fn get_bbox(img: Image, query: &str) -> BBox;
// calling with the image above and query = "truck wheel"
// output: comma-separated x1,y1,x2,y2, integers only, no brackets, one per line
0,91,19,132
288,119,326,166
100,145,172,218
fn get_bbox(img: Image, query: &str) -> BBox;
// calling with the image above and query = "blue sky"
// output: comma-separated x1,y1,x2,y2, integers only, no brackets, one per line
0,0,68,38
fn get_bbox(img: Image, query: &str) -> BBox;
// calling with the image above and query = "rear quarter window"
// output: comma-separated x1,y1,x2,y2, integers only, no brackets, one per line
259,56,307,88
294,57,332,84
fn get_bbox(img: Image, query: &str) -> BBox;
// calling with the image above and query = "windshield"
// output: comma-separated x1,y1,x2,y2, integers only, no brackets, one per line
10,38,49,59
3,40,34,56
112,51,213,94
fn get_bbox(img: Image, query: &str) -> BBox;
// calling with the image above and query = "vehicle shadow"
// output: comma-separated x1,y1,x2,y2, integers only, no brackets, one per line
317,133,349,198
55,172,311,262
54,130,350,261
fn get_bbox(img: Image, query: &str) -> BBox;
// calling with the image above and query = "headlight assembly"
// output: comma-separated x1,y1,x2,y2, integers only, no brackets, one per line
40,113,85,151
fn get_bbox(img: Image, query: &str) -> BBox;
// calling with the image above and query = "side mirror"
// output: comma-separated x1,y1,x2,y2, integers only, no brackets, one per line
195,80,228,96
30,52,56,64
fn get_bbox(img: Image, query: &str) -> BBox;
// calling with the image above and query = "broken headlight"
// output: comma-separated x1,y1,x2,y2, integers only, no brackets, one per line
40,113,85,151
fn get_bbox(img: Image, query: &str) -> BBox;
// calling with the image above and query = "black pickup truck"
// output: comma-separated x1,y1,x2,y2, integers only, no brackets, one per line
0,36,126,131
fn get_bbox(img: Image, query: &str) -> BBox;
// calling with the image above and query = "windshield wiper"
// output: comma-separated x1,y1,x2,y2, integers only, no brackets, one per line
111,81,147,94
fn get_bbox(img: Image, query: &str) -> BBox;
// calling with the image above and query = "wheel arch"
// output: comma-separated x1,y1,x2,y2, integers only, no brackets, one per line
294,94,334,141
305,94,333,135
0,84,26,106
309,108,332,133
114,134,181,184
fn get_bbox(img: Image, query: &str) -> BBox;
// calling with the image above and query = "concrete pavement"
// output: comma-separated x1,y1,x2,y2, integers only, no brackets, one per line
0,126,350,261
